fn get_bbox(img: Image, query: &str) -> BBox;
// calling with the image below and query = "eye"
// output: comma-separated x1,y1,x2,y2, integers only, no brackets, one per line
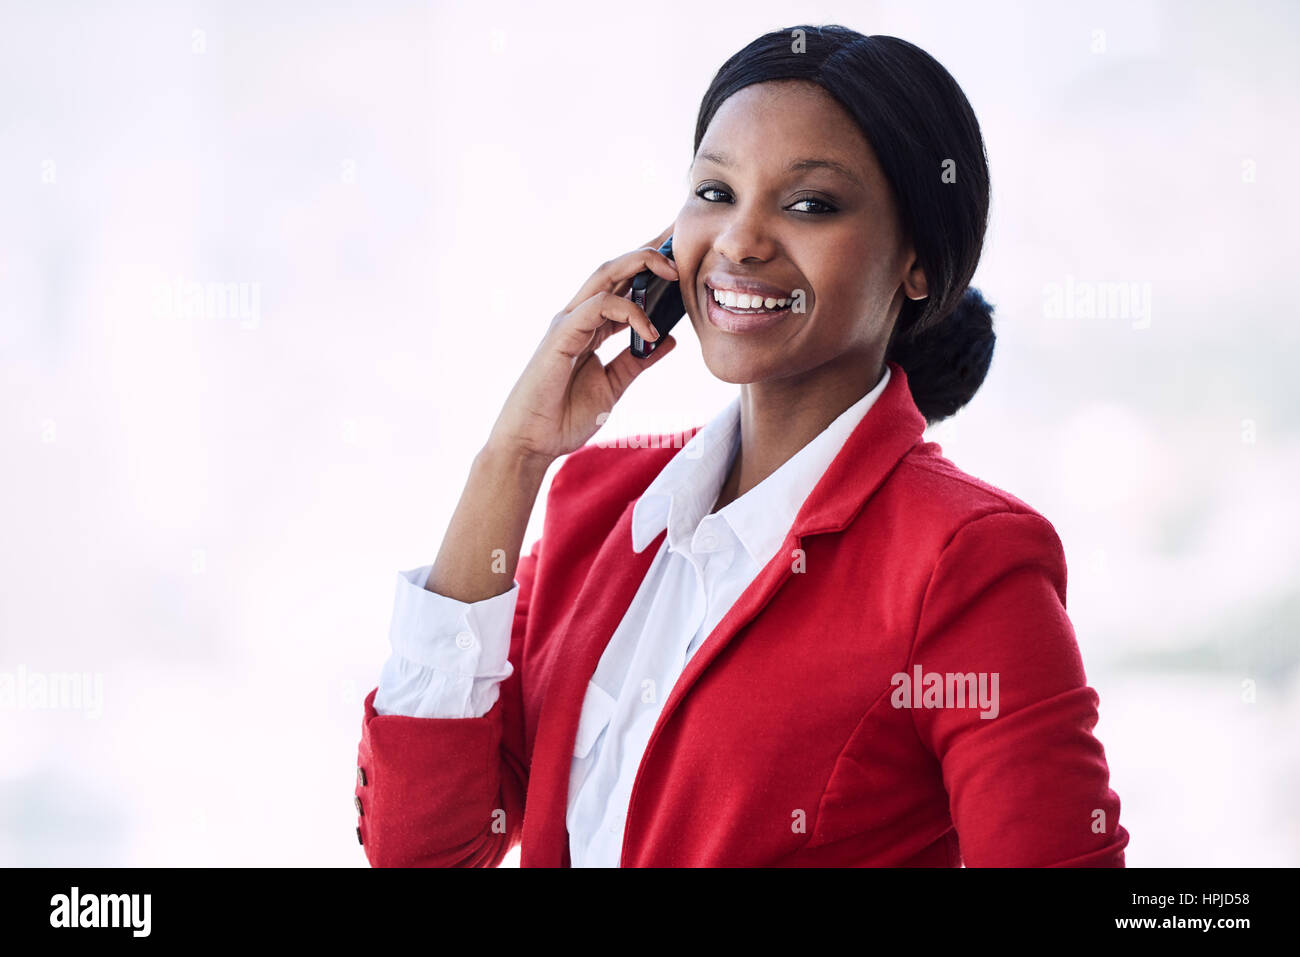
695,184,732,203
788,194,838,215
693,183,839,215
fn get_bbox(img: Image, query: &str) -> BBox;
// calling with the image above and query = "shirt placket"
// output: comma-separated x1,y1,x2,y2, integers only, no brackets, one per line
685,517,735,667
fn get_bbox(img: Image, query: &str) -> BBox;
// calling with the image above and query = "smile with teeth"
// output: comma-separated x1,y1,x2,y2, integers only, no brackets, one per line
708,285,794,313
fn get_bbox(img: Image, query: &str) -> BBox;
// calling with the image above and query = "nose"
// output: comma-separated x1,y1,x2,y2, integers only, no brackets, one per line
713,209,778,265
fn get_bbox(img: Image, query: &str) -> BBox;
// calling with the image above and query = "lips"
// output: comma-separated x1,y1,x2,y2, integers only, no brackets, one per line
701,275,805,334
704,285,793,333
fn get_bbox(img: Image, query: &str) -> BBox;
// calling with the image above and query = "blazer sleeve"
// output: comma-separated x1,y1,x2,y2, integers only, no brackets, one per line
906,510,1129,867
353,536,542,867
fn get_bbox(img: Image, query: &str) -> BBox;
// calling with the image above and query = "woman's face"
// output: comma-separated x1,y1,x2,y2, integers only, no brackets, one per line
672,79,927,386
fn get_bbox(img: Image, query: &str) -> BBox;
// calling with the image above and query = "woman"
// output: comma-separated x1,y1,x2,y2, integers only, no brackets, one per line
353,24,1129,867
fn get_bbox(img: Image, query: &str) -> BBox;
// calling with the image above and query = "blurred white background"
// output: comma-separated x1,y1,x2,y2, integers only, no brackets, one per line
1,0,1296,867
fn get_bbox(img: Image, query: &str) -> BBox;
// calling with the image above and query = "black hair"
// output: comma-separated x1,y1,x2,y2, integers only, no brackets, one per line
693,25,995,425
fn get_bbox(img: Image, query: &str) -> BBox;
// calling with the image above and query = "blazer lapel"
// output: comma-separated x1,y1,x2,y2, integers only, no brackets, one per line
520,499,666,867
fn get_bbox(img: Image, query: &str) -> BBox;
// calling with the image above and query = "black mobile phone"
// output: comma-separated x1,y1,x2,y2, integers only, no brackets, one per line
629,234,685,358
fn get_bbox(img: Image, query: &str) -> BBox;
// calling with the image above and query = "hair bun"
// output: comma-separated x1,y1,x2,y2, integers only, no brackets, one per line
889,287,995,425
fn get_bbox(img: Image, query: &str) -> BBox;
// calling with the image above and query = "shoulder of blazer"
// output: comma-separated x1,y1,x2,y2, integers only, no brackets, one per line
895,439,1056,528
887,439,1070,586
548,427,703,518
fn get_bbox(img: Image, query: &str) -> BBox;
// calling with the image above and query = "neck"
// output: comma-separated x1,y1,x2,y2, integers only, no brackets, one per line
710,350,888,513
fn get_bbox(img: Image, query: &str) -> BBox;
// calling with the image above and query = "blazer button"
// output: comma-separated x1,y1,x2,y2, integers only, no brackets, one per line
356,826,363,846
455,630,475,649
354,795,363,816
356,766,367,787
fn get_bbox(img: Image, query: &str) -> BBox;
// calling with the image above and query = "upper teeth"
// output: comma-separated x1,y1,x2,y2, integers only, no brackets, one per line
710,286,791,310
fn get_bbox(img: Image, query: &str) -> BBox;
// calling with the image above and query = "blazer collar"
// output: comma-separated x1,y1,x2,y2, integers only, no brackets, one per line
630,363,893,568
787,359,924,539
520,360,927,867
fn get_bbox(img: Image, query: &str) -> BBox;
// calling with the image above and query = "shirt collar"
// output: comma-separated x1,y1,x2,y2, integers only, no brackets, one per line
630,394,740,555
631,364,892,568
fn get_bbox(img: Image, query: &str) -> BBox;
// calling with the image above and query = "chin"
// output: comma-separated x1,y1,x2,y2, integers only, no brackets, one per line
688,306,809,385
686,321,780,385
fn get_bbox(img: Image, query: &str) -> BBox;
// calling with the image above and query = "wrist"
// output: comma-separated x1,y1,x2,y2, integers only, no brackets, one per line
475,441,554,482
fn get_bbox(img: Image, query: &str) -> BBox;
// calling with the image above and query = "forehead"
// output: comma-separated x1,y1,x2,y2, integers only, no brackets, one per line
695,80,877,187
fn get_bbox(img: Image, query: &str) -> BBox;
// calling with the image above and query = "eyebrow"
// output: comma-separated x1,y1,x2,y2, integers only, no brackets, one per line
693,149,864,188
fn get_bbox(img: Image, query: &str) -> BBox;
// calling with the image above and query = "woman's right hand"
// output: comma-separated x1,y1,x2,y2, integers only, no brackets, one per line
484,224,682,465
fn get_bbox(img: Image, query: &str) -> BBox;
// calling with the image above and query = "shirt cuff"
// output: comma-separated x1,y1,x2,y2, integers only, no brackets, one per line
386,564,520,680
373,565,521,718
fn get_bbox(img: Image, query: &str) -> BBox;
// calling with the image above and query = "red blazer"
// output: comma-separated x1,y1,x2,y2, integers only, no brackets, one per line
353,361,1129,867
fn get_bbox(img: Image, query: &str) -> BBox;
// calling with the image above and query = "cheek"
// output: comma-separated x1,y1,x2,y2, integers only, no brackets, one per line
667,215,709,312
669,208,705,271
810,235,892,314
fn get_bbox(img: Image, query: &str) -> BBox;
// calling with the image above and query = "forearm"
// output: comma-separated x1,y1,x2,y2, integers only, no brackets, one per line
424,443,553,603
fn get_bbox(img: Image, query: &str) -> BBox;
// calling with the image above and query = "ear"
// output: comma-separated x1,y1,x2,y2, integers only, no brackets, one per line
902,252,929,301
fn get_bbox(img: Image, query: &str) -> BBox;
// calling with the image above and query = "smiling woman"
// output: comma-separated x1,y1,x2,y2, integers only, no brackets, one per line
678,28,994,434
353,23,1129,868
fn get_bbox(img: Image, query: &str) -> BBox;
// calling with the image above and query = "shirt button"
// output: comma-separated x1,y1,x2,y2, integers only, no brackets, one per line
354,795,363,816
356,826,364,845
455,630,475,649
356,766,367,787
700,533,717,550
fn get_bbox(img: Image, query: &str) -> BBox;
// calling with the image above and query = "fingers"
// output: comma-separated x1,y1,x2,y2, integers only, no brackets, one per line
565,242,680,314
552,290,661,359
603,334,677,403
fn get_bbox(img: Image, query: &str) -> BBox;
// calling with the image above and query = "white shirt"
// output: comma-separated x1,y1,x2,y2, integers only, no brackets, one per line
373,365,891,866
